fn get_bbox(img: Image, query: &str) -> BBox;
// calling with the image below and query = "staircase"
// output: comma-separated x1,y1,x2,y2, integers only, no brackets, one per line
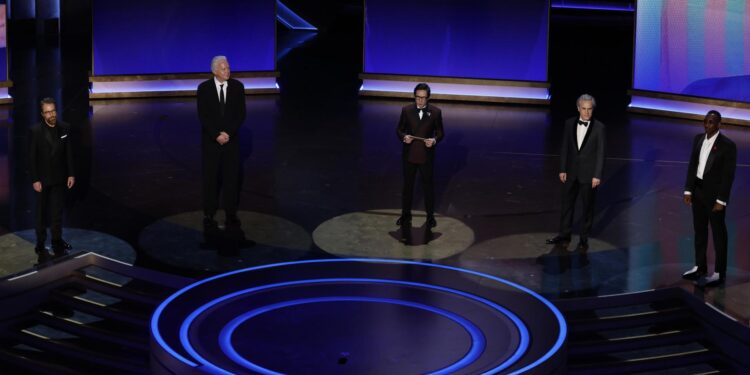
555,288,750,374
0,253,192,374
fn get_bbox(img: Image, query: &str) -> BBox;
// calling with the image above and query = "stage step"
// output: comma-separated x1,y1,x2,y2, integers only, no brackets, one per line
48,287,153,327
557,291,738,374
0,253,194,374
35,309,148,351
10,327,149,374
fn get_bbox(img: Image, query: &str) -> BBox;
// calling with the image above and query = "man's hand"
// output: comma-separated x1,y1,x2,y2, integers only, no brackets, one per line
403,135,413,144
683,194,692,205
424,138,436,148
67,176,75,189
33,181,42,192
712,202,725,212
592,178,601,188
559,173,567,183
216,132,230,145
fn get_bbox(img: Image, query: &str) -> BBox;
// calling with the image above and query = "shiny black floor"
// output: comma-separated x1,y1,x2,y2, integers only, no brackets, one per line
1,8,749,326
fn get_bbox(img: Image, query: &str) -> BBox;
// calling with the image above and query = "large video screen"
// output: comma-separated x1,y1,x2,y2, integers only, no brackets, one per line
364,0,549,82
92,0,275,76
634,0,750,103
0,2,7,82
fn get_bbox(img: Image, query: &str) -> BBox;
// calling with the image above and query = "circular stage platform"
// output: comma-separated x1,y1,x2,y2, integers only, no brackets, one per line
151,259,566,374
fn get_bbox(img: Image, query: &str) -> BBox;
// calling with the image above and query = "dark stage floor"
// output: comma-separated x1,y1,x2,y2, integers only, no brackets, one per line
1,7,749,328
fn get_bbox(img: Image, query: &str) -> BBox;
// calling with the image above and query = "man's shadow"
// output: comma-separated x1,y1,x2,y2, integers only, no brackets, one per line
389,224,442,246
535,243,590,275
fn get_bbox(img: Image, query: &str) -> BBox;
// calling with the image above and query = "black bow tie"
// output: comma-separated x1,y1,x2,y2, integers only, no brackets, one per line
577,120,589,127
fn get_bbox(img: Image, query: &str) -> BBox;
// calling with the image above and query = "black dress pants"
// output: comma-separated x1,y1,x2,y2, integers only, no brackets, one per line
36,184,65,245
401,159,434,219
691,181,727,275
203,142,240,218
559,178,596,239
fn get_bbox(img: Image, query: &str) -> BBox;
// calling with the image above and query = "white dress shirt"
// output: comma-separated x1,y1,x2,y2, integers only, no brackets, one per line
685,131,725,206
214,77,227,102
576,119,589,150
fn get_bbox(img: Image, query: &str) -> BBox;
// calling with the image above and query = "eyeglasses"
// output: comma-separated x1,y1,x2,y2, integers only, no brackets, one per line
415,96,428,99
42,110,56,115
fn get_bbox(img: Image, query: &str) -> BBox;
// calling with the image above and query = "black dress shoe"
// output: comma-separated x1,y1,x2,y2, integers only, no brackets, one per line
426,216,437,228
51,240,71,257
203,216,218,227
545,236,570,245
396,216,411,226
35,246,53,264
576,238,589,251
681,267,703,280
226,214,241,226
697,273,724,287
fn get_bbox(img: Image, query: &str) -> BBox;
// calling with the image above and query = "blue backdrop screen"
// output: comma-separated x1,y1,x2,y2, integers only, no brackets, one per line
634,0,750,103
364,0,549,81
0,1,7,82
93,0,275,75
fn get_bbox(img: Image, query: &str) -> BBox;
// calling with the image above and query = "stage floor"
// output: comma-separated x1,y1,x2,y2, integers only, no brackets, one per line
2,94,749,326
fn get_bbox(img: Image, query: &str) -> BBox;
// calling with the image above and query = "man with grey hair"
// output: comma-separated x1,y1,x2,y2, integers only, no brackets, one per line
546,94,606,251
197,56,246,228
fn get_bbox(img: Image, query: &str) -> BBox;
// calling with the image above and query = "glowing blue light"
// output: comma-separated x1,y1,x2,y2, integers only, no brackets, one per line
276,0,317,31
152,258,565,373
219,296,486,375
178,277,527,374
629,95,750,123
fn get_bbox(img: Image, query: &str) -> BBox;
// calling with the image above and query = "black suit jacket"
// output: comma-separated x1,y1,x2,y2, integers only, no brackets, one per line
196,77,246,148
396,103,444,164
559,117,606,183
29,121,74,186
684,132,736,204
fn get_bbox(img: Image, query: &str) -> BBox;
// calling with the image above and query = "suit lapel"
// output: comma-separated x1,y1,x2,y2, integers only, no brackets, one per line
704,134,721,175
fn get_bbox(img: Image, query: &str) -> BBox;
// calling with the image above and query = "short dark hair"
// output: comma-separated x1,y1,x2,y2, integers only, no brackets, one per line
414,83,431,98
706,110,721,122
40,97,56,110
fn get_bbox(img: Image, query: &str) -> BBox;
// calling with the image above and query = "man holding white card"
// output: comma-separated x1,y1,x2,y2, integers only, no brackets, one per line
396,83,444,228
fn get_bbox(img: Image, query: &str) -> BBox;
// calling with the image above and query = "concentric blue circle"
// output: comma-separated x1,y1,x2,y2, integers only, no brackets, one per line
151,258,566,375
219,296,486,375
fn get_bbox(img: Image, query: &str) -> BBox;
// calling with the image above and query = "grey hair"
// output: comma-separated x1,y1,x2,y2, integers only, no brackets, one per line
210,55,228,73
576,93,596,108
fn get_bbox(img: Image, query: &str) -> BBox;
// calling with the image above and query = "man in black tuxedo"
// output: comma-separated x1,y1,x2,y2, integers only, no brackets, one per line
29,97,75,258
396,83,444,228
197,56,246,227
682,110,736,287
547,94,606,251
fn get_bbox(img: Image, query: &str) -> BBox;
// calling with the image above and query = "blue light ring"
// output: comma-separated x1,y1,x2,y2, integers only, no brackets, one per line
179,278,528,374
218,296,486,375
152,258,564,372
